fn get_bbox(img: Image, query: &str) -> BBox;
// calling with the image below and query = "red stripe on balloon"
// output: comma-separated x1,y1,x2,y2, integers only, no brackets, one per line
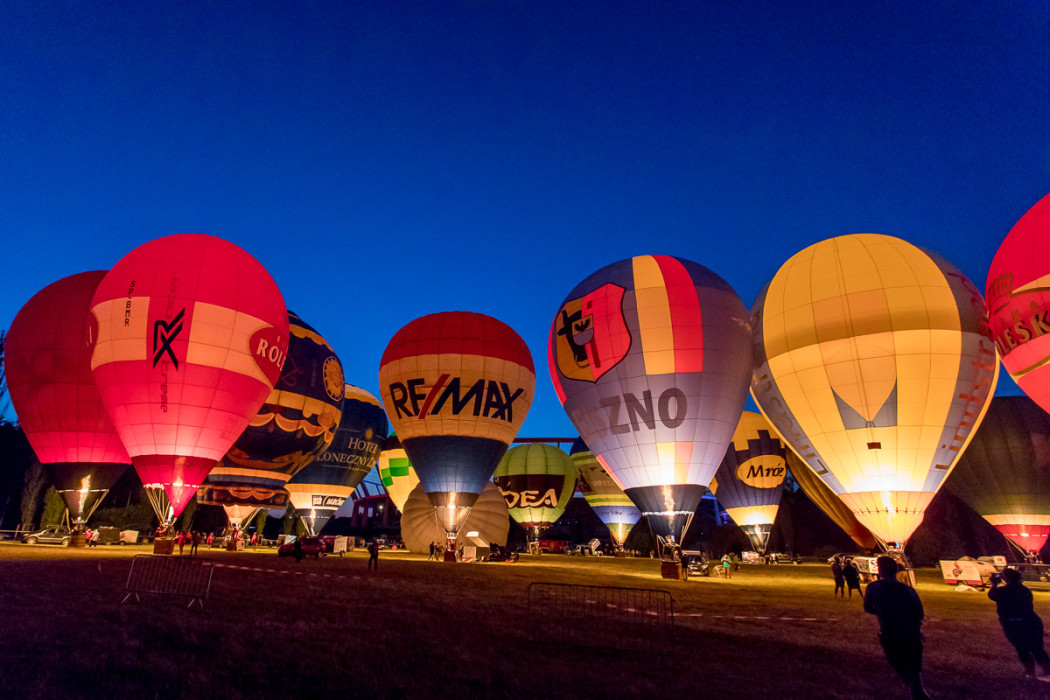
380,311,535,371
652,255,704,373
418,373,450,419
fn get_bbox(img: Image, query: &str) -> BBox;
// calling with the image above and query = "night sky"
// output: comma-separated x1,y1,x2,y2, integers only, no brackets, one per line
2,2,1047,438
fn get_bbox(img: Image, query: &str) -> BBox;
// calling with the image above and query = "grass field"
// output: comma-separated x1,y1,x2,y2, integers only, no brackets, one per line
1,542,1048,699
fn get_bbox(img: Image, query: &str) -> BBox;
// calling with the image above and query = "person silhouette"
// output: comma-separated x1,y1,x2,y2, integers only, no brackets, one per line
831,556,845,597
988,567,1050,680
863,555,930,700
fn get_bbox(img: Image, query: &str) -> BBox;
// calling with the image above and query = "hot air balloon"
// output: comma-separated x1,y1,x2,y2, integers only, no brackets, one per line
710,411,788,555
400,482,510,556
199,310,345,529
947,396,1050,559
986,193,1050,415
89,234,288,528
6,272,132,532
571,437,641,550
379,311,534,560
786,451,877,551
751,234,999,549
493,443,577,545
377,435,420,512
549,255,753,550
285,384,387,534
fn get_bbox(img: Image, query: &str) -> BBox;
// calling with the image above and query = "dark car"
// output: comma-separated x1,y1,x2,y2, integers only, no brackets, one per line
1013,563,1050,591
23,526,71,546
277,536,324,558
682,550,709,577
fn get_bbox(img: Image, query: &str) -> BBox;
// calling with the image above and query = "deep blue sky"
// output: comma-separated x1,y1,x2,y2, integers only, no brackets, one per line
2,2,1047,437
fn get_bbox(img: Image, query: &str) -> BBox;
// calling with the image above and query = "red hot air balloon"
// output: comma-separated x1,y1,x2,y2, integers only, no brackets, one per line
379,312,535,559
89,234,288,527
6,272,132,529
986,193,1050,414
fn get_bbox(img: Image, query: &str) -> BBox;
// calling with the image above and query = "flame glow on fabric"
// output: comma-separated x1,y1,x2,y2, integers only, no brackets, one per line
751,234,998,547
89,234,289,526
285,384,387,535
786,451,877,551
493,443,577,539
946,396,1050,556
548,255,753,544
379,312,534,554
571,437,640,548
710,411,788,555
5,271,131,525
377,435,419,512
400,482,510,554
200,310,345,519
986,192,1050,414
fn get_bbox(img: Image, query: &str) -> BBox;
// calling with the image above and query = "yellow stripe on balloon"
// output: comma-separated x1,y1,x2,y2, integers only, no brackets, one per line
725,505,779,527
89,296,150,368
186,302,277,387
984,514,1050,527
632,256,677,376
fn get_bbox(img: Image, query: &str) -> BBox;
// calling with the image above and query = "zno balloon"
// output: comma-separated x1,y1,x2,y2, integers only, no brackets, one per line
549,254,753,547
751,234,998,547
6,271,131,527
89,234,289,526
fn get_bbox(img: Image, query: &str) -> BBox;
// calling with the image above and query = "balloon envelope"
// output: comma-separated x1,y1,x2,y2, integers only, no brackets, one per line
400,482,510,554
548,255,753,541
711,411,788,554
493,443,577,534
89,234,288,522
286,384,388,535
947,396,1050,555
786,451,877,551
201,311,345,510
6,271,131,522
379,312,534,540
571,437,640,547
752,234,998,546
986,193,1050,414
377,435,420,512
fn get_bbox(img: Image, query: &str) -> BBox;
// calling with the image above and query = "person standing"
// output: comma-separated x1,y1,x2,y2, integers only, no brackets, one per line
90,529,100,547
721,554,732,580
832,556,845,597
293,536,304,563
428,541,436,561
177,530,186,555
844,557,862,598
368,539,379,571
988,568,1050,680
190,530,200,556
863,556,931,700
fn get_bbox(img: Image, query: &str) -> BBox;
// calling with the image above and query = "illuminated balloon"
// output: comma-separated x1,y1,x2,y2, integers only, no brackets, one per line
379,312,535,554
200,310,345,512
493,443,577,540
400,482,510,555
223,504,261,532
986,193,1050,414
947,396,1050,556
571,437,640,548
377,435,420,512
89,234,288,525
711,411,788,554
6,272,131,525
549,255,753,544
285,384,387,534
752,234,998,547
786,452,877,550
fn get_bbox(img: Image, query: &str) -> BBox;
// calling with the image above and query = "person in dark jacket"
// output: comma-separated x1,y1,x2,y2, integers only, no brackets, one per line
368,539,379,571
988,567,1050,680
863,556,930,700
843,557,862,598
831,556,845,597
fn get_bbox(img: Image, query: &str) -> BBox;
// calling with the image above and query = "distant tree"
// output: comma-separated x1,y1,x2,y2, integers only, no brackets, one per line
19,462,47,530
92,503,157,532
40,486,66,528
0,330,11,423
253,509,267,537
282,503,296,535
176,498,198,532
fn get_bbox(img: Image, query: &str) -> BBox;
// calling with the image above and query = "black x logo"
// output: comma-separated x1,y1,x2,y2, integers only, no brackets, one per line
153,308,185,368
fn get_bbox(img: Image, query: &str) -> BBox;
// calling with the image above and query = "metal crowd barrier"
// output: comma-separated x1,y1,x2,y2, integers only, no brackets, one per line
527,582,674,656
122,554,214,609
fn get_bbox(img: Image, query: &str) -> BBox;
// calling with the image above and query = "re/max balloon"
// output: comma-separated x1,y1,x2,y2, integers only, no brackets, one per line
6,271,131,525
379,312,534,550
947,396,1050,555
986,193,1050,414
90,234,288,525
549,255,753,543
752,234,998,547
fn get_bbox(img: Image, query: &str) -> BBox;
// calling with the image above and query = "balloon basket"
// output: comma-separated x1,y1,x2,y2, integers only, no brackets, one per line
70,536,87,548
661,560,686,581
153,537,175,555
443,549,458,563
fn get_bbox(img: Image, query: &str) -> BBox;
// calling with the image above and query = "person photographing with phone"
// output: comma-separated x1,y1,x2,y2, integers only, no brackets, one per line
988,568,1050,681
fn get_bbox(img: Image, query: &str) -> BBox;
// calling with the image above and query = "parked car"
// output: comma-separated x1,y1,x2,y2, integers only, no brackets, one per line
277,536,324,558
682,550,709,577
1012,563,1050,591
22,526,71,546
